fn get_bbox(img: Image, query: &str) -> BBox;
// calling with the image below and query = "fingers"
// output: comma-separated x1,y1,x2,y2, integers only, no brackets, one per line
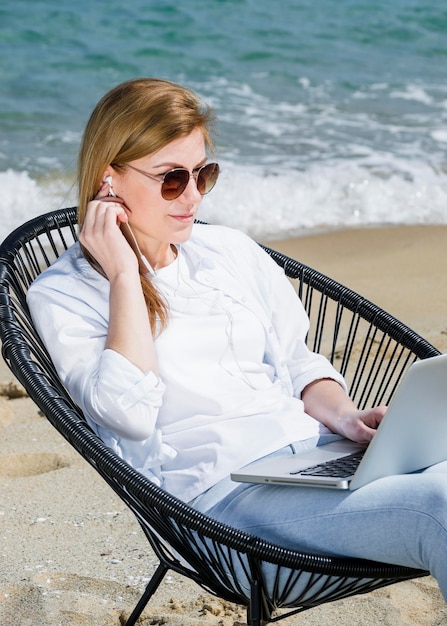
94,180,115,203
80,202,138,280
357,407,386,441
339,406,386,443
94,182,128,219
363,405,387,428
94,179,118,201
81,202,127,249
81,187,126,249
95,180,109,201
89,181,129,226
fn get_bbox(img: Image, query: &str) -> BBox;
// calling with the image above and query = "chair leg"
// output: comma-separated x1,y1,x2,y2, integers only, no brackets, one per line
124,562,169,626
248,579,263,626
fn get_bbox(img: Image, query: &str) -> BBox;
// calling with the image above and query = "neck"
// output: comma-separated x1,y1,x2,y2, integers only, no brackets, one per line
146,243,178,273
121,224,177,276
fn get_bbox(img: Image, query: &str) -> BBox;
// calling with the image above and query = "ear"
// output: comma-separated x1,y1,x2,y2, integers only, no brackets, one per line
101,168,114,183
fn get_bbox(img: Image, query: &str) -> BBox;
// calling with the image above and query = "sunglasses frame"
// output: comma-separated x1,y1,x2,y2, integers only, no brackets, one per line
125,162,220,200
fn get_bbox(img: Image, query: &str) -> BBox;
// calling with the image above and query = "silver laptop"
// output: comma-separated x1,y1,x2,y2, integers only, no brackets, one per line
231,353,447,490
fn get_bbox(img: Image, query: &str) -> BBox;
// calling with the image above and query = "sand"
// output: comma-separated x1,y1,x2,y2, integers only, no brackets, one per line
1,224,447,626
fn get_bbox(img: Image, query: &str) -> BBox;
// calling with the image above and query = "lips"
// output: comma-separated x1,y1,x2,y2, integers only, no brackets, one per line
170,212,195,223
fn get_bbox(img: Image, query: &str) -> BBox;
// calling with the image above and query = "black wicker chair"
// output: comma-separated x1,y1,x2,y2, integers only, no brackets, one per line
0,207,437,626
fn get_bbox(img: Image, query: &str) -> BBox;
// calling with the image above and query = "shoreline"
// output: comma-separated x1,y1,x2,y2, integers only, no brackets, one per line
1,224,446,625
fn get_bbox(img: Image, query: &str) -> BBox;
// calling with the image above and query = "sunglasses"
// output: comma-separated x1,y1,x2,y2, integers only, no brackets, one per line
125,162,220,201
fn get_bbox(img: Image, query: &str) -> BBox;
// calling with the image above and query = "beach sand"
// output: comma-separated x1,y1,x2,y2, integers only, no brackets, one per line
1,225,447,626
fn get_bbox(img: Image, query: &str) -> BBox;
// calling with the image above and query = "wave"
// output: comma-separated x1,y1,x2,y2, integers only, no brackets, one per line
2,159,446,244
0,170,78,243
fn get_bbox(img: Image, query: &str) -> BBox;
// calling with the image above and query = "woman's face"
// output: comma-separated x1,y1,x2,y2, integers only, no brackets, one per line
112,127,208,252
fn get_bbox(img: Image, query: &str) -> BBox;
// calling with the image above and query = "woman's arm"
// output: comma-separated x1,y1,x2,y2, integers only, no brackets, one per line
239,239,385,442
79,186,157,375
302,378,386,443
28,188,164,441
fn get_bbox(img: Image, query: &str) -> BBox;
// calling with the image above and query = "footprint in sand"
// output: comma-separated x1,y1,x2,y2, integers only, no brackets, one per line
0,583,47,626
0,452,70,478
0,577,129,626
0,380,27,399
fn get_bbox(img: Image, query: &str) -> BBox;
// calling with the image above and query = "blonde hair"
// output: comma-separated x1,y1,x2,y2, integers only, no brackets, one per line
77,77,215,333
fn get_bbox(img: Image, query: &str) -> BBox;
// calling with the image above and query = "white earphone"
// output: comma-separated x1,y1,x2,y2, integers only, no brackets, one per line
104,175,116,197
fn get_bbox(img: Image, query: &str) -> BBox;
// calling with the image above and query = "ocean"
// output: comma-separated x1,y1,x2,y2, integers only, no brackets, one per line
1,0,446,242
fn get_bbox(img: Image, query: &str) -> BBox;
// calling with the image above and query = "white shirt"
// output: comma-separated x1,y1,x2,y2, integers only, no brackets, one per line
27,224,346,502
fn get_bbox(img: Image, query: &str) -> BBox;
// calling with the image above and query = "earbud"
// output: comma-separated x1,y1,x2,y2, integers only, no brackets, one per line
104,176,116,197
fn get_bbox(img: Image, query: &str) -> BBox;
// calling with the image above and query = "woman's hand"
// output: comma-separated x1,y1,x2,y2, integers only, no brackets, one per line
79,180,157,374
302,378,386,443
79,180,138,281
333,405,386,443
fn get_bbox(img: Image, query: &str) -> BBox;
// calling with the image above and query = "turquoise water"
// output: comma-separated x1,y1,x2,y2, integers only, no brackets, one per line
1,0,447,240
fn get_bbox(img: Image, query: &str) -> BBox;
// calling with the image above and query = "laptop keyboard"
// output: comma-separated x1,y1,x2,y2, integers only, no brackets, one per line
290,450,366,478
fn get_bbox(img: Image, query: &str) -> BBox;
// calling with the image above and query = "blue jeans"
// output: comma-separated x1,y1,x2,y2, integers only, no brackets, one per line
191,435,447,601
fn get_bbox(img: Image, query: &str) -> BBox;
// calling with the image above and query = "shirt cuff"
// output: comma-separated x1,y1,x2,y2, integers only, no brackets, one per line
100,349,165,410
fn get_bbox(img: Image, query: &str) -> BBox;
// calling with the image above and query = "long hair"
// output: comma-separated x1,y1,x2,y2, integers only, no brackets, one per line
77,78,215,333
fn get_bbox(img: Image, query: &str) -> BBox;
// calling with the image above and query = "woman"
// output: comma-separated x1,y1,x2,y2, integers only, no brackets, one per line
27,78,447,598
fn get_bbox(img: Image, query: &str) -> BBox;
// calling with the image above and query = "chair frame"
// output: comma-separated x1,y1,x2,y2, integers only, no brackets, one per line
0,207,436,625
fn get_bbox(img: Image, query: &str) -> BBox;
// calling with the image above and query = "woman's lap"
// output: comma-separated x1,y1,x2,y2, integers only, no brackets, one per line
192,440,447,599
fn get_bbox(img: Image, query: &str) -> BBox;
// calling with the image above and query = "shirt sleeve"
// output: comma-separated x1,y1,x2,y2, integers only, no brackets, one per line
239,235,347,397
27,265,165,441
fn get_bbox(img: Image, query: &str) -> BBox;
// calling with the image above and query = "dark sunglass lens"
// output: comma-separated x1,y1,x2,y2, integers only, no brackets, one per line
197,163,220,195
161,169,190,200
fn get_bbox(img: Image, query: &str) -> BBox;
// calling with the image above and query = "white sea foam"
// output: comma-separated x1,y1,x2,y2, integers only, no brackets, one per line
0,170,77,244
389,85,434,105
202,159,447,240
2,159,445,245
